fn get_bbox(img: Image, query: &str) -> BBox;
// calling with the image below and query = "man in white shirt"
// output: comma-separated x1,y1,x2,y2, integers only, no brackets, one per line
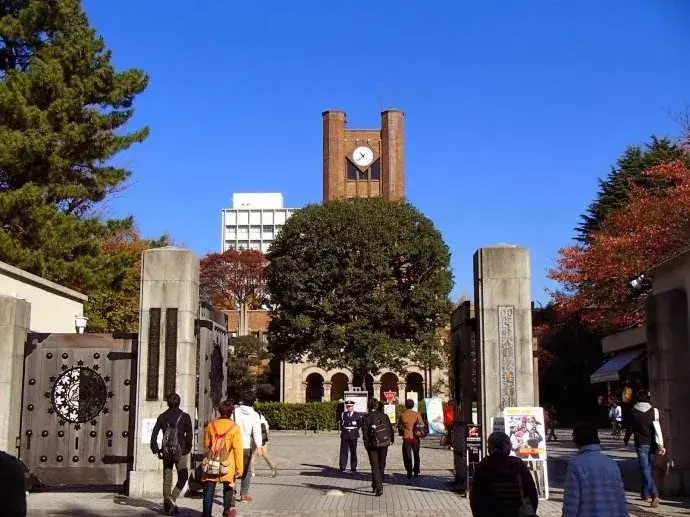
232,397,263,502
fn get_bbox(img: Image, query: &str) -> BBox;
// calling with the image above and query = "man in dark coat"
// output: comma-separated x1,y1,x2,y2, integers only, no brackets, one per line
361,398,394,496
339,399,362,473
470,431,538,517
151,393,194,515
0,450,26,517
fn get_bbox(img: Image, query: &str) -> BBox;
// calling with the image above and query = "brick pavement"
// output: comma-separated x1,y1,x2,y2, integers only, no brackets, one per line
27,431,690,517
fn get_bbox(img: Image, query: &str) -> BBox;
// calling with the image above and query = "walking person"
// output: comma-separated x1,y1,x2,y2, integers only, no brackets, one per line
201,400,244,517
609,400,622,438
232,396,263,502
562,423,627,517
150,393,194,515
544,403,559,441
0,450,27,517
252,408,278,477
397,398,425,478
469,432,538,517
362,398,394,496
624,390,665,508
339,399,362,473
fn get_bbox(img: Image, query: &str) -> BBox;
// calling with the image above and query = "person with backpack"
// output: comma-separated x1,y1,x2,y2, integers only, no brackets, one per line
624,390,665,508
231,396,263,502
361,398,394,496
201,400,243,517
397,398,426,479
150,393,194,515
251,407,278,477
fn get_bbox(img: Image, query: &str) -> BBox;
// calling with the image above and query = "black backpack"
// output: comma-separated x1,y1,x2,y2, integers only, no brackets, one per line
368,413,392,448
161,414,183,461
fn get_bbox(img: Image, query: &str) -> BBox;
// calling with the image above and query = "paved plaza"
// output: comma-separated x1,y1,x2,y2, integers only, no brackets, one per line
28,431,690,517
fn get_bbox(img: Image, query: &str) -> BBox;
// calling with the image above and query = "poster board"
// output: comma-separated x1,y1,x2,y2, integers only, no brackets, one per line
424,397,445,435
383,404,396,423
499,407,550,500
343,389,368,414
503,407,547,461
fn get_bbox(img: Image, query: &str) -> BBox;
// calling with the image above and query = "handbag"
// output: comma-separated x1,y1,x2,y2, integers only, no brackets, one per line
517,470,538,517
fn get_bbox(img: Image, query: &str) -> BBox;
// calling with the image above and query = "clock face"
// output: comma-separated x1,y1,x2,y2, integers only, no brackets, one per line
352,146,374,168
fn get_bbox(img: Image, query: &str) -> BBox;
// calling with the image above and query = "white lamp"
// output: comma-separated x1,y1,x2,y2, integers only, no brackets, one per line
75,315,88,334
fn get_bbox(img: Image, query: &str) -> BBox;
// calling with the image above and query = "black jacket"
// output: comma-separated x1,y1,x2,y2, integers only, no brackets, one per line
340,411,363,440
361,410,394,449
470,453,538,517
151,407,194,456
0,451,27,517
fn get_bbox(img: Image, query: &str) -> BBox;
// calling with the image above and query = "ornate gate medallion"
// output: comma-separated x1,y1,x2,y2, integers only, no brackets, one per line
51,367,108,424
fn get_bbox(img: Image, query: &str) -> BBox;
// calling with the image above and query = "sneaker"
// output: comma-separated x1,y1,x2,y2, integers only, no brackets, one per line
374,488,383,497
651,497,660,508
222,509,237,517
240,495,253,503
272,467,278,478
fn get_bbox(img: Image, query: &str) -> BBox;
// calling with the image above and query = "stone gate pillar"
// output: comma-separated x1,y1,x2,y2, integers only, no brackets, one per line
473,245,534,444
0,295,30,454
129,247,199,498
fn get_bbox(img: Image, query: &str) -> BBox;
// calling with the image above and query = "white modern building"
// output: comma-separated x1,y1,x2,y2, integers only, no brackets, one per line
221,193,298,253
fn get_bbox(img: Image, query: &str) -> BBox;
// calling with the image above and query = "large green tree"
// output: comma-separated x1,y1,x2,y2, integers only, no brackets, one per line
266,198,453,387
0,0,153,327
576,136,688,242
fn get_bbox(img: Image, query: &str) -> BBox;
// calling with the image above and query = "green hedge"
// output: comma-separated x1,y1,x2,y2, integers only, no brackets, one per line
255,399,430,430
255,401,340,430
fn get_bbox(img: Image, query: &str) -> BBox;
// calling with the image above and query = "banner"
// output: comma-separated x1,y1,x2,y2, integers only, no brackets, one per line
424,397,445,435
502,407,547,461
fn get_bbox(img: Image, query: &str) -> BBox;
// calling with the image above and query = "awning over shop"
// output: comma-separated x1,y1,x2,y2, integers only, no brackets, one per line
590,349,644,384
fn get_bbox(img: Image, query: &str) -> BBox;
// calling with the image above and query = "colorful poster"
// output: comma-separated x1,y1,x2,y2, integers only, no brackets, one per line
503,407,547,461
424,397,445,435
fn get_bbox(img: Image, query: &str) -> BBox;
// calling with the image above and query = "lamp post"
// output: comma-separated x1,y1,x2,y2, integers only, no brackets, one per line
75,315,88,334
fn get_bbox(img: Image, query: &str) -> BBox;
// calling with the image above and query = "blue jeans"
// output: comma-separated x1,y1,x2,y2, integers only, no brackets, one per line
636,445,658,498
202,482,234,517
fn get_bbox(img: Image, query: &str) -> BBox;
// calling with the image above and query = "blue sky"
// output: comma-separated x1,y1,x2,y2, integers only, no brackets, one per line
82,1,689,304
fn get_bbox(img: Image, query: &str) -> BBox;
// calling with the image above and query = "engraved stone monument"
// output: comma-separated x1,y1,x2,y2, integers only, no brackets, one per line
473,245,535,444
129,247,200,498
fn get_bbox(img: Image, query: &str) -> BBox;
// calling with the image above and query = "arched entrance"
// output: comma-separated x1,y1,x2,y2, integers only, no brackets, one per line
405,372,425,400
352,372,375,399
379,372,399,402
305,373,324,402
330,372,349,401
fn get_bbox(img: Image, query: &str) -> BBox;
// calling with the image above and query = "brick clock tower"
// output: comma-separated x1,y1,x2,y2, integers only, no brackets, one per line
322,110,405,202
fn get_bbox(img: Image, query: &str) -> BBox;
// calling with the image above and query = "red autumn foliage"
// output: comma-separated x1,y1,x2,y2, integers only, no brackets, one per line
549,159,690,332
200,249,268,310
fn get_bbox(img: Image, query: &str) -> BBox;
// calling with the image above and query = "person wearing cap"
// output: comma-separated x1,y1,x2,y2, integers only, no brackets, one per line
339,399,362,473
470,431,538,517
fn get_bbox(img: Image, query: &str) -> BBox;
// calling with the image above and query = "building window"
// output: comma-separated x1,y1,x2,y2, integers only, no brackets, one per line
370,159,381,180
347,159,358,180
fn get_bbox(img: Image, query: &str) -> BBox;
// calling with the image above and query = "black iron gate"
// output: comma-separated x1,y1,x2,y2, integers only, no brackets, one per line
19,333,137,487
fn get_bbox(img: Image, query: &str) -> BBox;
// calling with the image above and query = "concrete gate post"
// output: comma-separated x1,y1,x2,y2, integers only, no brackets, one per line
473,245,535,444
0,295,30,454
129,247,200,498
